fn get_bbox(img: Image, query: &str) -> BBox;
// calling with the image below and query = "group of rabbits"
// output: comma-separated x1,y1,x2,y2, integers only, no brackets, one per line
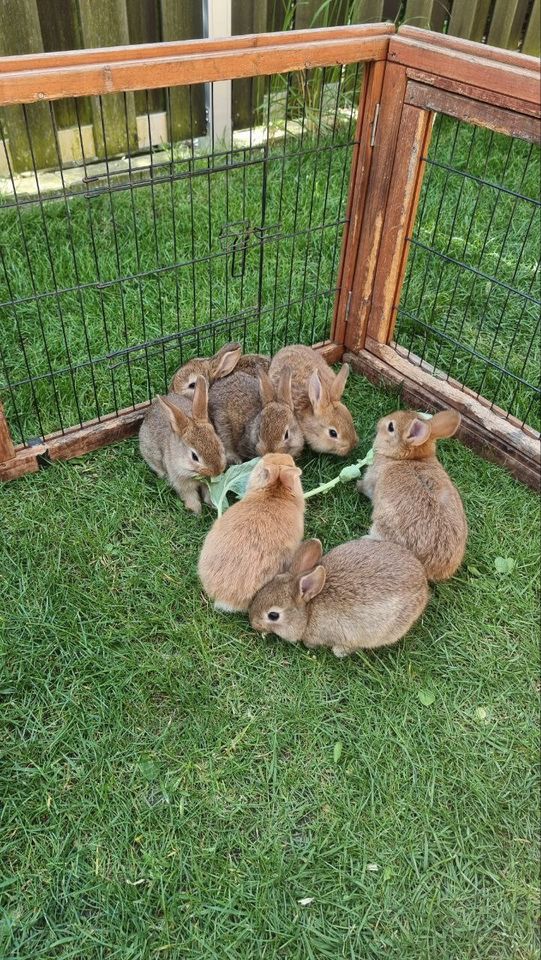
140,342,468,658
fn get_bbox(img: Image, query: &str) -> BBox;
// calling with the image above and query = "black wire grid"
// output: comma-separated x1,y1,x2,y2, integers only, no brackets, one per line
0,65,362,447
394,114,541,433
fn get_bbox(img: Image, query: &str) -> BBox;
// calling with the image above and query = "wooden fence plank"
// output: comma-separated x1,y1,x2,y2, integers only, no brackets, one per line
398,23,540,68
0,403,15,464
522,0,541,56
0,0,57,171
405,80,541,140
78,0,137,157
405,68,541,117
232,0,268,129
160,0,205,140
294,0,322,30
488,0,531,51
36,0,92,129
403,0,451,32
352,2,387,24
126,0,162,113
447,0,492,43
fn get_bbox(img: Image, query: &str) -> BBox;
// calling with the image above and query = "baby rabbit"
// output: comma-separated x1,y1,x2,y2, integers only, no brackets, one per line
139,376,226,514
198,453,305,612
269,345,358,455
249,537,429,657
169,342,242,397
209,366,304,463
236,353,271,377
358,409,468,581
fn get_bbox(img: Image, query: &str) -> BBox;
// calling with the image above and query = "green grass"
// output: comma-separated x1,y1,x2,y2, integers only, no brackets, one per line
1,375,539,959
1,104,539,444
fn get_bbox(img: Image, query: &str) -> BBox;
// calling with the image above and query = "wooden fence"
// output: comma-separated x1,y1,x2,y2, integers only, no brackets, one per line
0,0,539,173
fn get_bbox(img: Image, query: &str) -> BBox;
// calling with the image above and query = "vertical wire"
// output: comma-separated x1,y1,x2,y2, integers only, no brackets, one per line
270,71,292,354
188,85,199,352
122,92,151,402
498,261,540,421
21,104,83,427
165,87,182,367
224,92,231,338
296,66,328,343
309,64,343,345
47,101,105,420
283,68,309,345
323,60,361,339
208,81,215,353
74,97,130,409
255,73,272,353
145,89,168,390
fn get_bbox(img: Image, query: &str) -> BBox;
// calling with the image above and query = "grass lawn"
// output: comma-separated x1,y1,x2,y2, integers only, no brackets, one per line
1,373,539,959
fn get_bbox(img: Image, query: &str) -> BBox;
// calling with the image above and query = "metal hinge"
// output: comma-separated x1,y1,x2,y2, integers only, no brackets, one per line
370,102,380,148
345,290,353,323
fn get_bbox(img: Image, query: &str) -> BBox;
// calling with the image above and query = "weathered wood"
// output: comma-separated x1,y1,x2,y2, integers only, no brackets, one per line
403,0,451,32
365,103,432,344
345,345,541,489
36,0,91,129
127,0,163,114
522,0,541,56
398,23,541,70
352,2,387,25
405,68,541,118
388,35,540,104
232,0,268,129
332,58,386,344
0,341,343,482
405,81,541,141
160,0,205,140
0,0,57,171
0,35,392,107
340,60,409,353
488,0,530,52
0,403,15,463
78,0,137,157
447,0,492,44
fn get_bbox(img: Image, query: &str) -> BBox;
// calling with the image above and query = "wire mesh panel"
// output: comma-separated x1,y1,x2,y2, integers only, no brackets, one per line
0,63,363,446
393,114,541,433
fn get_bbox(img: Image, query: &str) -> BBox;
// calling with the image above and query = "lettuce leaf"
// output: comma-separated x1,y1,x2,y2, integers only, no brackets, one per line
202,457,261,516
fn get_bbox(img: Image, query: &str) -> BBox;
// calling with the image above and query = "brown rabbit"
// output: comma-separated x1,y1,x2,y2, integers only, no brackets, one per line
198,453,305,612
169,342,242,396
249,537,429,657
139,376,226,514
269,345,358,455
358,409,468,581
209,366,304,463
236,353,271,377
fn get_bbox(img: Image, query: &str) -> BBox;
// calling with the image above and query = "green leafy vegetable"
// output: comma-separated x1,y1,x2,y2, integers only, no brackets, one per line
304,447,374,500
202,457,261,516
494,556,516,575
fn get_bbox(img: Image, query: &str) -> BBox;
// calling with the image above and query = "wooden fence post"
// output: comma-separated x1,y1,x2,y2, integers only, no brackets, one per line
488,0,531,52
0,403,15,465
447,0,492,43
78,0,137,157
0,0,57,172
403,0,451,32
522,0,541,56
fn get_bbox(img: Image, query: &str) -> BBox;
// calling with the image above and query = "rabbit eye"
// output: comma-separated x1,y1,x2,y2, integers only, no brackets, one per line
329,428,338,439
387,421,395,433
188,381,196,390
191,450,200,462
268,611,280,622
284,428,289,441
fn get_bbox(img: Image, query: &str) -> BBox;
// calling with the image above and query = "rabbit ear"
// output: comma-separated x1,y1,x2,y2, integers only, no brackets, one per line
430,409,461,439
405,417,431,447
330,363,349,401
277,366,293,407
258,369,275,406
278,465,302,494
298,565,326,603
308,369,327,413
291,539,323,575
191,376,209,421
261,462,281,486
158,395,190,435
210,342,242,379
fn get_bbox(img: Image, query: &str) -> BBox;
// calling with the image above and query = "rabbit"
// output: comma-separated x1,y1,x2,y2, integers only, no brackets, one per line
198,453,305,612
269,345,358,455
208,366,304,464
139,375,226,515
249,536,429,657
358,409,468,581
236,353,271,377
169,342,242,397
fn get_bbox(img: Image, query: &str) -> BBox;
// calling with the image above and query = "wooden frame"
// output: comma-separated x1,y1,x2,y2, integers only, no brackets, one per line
0,25,540,489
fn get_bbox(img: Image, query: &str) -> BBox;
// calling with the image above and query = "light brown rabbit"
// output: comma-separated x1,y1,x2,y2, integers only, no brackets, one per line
139,376,226,514
358,409,468,581
208,366,304,463
198,453,305,612
169,342,242,396
236,353,271,377
249,537,429,657
269,345,358,455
